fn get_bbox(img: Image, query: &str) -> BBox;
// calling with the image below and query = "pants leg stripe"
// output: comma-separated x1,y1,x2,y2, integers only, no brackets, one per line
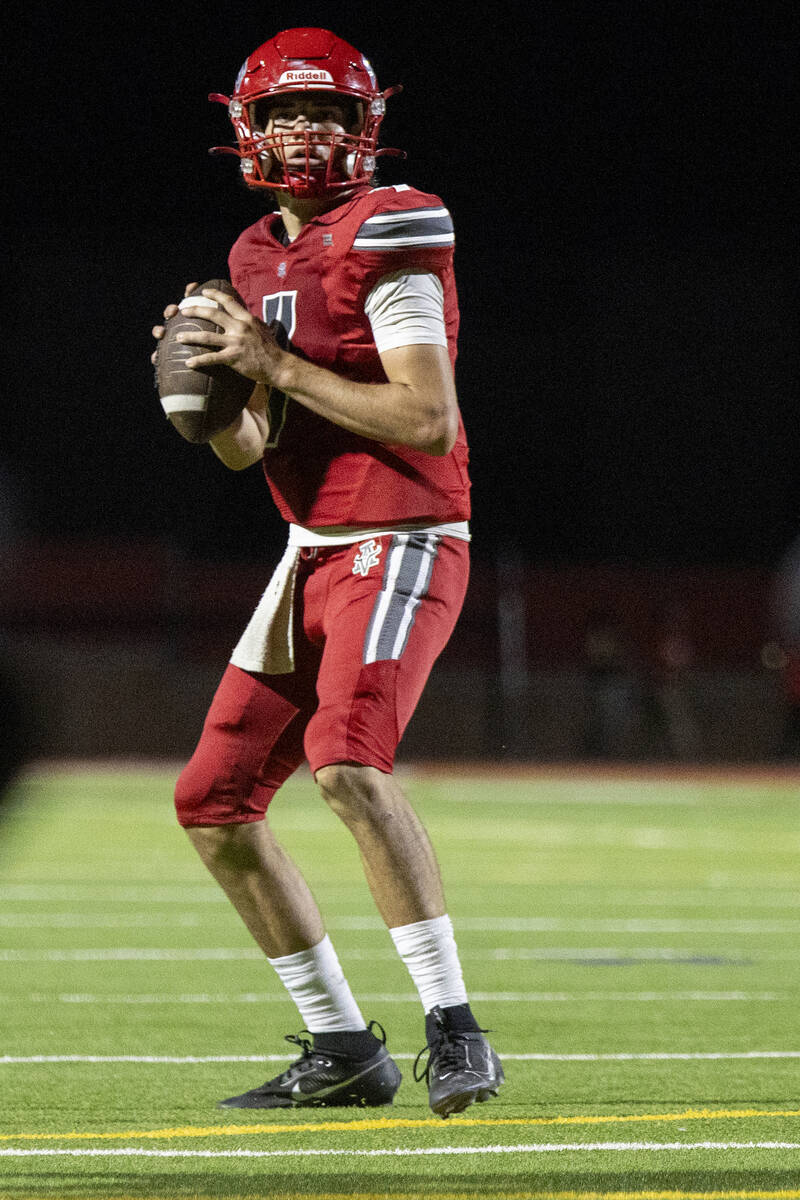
388,533,439,661
363,534,440,665
363,535,409,665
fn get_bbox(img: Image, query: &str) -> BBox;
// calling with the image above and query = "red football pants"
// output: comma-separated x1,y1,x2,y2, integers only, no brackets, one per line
175,532,469,826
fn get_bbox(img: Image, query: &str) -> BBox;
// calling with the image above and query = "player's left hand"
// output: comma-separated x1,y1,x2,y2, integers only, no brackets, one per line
176,288,286,385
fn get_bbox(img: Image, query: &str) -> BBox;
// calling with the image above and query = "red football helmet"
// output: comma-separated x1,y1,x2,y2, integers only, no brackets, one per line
209,27,402,198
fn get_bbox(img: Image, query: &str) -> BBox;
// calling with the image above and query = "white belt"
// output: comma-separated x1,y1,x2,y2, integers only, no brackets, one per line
288,520,470,546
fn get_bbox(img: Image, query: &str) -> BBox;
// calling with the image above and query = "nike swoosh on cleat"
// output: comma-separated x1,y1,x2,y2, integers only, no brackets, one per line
290,1057,382,1099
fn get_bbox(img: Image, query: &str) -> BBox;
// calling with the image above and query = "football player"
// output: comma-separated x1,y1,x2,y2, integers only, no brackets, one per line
152,27,503,1118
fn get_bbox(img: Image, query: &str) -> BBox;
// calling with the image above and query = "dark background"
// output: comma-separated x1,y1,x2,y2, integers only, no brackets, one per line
5,1,797,568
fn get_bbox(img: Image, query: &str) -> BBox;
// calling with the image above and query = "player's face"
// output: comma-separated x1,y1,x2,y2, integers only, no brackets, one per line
251,92,358,180
262,95,353,133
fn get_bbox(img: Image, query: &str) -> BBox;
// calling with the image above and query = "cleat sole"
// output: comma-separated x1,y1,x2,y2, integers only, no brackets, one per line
433,1084,498,1118
431,1070,504,1118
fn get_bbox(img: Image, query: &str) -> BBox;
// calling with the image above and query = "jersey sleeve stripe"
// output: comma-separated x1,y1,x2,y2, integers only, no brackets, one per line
359,206,451,226
353,232,455,250
353,207,454,250
355,215,453,237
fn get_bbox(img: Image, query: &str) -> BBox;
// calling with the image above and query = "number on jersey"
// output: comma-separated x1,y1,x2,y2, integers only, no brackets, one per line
262,291,298,448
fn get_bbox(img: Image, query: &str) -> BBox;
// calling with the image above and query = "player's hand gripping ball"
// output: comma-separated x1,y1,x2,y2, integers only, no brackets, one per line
156,280,254,443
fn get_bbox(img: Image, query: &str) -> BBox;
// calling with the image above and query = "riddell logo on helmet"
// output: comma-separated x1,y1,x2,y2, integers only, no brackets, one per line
278,69,335,85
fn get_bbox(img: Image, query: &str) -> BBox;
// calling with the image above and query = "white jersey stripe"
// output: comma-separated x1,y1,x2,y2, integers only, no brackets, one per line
359,207,453,228
358,207,451,226
353,233,455,250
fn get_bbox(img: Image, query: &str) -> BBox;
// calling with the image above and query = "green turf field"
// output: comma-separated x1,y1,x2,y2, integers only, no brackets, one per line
2,763,800,1200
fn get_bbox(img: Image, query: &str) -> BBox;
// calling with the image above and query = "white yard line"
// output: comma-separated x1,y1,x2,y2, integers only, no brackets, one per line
577,892,800,909
475,946,800,961
0,990,790,1004
2,1141,800,1158
0,914,202,928
4,883,800,905
332,917,800,932
3,945,799,963
3,946,799,962
3,1051,800,1065
0,885,227,902
0,949,265,961
472,947,754,960
445,793,732,806
333,947,758,961
4,914,800,936
5,913,800,933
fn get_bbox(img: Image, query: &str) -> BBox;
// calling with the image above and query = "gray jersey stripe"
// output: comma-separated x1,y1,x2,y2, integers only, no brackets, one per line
363,534,440,664
356,206,451,230
359,206,450,224
354,214,455,242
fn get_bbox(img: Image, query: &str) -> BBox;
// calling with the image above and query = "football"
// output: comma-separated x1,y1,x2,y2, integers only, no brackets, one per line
156,279,254,444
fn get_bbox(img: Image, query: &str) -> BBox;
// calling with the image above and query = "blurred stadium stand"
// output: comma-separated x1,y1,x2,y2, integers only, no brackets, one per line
1,539,791,764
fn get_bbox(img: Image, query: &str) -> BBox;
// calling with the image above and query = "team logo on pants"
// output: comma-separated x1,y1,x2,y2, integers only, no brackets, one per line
352,538,382,577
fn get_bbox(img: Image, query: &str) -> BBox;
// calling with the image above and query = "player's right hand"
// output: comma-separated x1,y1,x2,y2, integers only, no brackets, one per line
151,282,200,365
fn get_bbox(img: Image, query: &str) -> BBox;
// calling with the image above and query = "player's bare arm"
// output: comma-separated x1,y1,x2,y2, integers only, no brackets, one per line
208,383,270,470
179,288,459,457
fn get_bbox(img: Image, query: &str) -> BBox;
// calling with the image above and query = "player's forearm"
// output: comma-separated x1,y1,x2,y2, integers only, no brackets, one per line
210,394,269,470
273,352,457,455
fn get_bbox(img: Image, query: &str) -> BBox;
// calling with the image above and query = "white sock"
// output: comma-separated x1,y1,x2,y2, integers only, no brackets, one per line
267,935,366,1033
389,914,469,1013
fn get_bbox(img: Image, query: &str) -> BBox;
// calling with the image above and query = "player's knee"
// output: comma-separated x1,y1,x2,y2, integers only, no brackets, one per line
174,756,252,828
174,758,216,827
315,762,391,824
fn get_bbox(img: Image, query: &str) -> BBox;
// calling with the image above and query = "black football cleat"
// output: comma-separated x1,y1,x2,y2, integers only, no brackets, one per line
218,1022,402,1109
414,1004,505,1118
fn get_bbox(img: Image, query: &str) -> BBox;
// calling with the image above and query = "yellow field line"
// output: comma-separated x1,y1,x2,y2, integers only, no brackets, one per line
4,1106,800,1143
16,1190,800,1200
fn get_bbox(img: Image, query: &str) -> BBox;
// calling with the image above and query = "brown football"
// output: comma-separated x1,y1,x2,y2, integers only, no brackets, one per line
156,279,254,444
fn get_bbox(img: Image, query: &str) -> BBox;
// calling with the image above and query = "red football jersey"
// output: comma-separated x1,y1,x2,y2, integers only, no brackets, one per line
228,184,471,527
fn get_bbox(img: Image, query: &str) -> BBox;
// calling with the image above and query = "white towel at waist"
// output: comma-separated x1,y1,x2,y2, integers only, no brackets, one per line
230,542,300,675
229,520,470,676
